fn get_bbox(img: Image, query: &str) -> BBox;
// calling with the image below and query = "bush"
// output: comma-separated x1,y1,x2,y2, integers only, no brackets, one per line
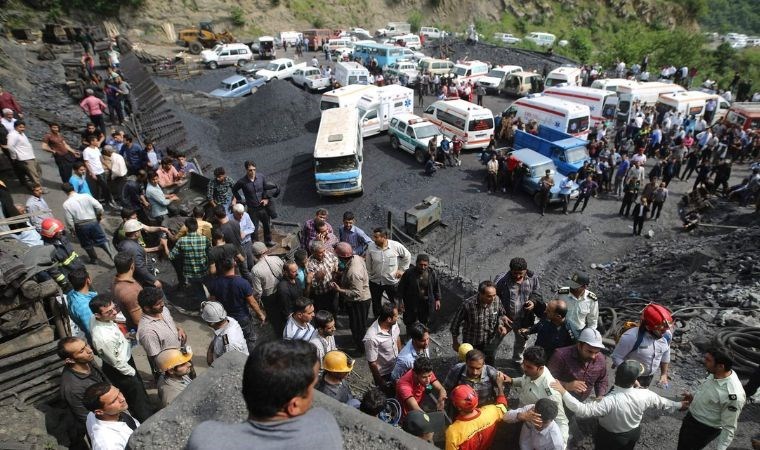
230,7,246,27
408,11,422,33
567,29,593,63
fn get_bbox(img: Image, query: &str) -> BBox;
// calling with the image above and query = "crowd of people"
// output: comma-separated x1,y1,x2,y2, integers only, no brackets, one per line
1,35,759,450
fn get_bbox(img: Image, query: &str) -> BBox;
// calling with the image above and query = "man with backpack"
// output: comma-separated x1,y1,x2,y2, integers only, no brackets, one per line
611,303,673,389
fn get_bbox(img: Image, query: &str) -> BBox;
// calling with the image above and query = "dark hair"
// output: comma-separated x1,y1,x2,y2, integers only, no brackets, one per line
219,258,235,273
161,156,173,166
378,302,397,322
413,356,434,375
214,205,227,219
342,211,355,221
147,170,158,180
185,217,198,233
114,251,134,274
466,349,486,362
137,287,164,309
706,346,734,371
73,162,86,171
534,397,558,422
293,297,313,314
315,208,328,216
82,382,112,412
509,257,528,271
89,294,113,314
68,268,89,290
212,229,225,243
57,336,85,360
522,346,547,367
125,135,133,143
242,340,318,419
360,387,387,416
372,227,388,236
61,182,74,194
294,249,308,264
244,160,257,169
478,280,496,294
14,120,25,128
213,167,226,177
313,219,326,230
314,310,334,329
416,254,430,264
120,208,135,220
408,322,429,341
193,206,205,218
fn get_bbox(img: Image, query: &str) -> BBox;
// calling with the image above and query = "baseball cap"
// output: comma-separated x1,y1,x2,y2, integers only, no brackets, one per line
616,360,645,387
200,301,227,323
155,347,193,372
405,410,445,435
567,272,590,288
123,219,144,233
578,328,605,349
252,241,267,256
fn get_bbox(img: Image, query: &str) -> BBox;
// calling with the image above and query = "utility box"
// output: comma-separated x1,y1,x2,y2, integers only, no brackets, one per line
404,196,441,237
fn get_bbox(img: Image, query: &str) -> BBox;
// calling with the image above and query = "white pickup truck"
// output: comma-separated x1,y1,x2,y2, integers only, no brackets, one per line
255,58,307,82
292,67,331,92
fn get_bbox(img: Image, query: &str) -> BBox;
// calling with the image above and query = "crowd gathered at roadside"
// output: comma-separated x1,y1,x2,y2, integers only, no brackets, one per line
1,33,759,450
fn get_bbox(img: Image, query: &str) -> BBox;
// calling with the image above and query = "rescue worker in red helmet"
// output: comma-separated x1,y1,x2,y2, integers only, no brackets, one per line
39,217,85,291
445,380,541,450
611,303,674,389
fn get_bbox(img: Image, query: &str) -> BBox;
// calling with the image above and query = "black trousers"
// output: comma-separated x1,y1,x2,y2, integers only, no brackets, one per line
594,425,641,450
346,299,370,350
402,295,430,328
93,173,113,203
53,154,75,183
677,413,721,450
633,217,645,235
369,281,397,318
650,201,664,219
262,293,285,338
250,206,272,242
312,291,338,317
101,358,154,422
573,194,591,212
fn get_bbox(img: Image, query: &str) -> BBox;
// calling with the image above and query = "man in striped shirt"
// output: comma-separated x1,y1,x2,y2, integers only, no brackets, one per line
283,297,316,341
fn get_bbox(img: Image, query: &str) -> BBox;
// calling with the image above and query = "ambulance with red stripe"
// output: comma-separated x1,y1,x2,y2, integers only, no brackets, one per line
543,85,618,127
423,99,495,150
504,94,591,139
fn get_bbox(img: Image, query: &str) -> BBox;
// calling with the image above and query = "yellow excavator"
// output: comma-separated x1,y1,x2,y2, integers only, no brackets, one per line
176,22,236,54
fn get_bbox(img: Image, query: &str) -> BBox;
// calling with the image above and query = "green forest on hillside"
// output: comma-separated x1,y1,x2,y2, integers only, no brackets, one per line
700,0,760,35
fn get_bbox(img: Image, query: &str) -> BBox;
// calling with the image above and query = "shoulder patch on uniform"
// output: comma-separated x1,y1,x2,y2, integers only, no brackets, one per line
729,394,737,400
557,287,570,294
546,388,552,396
727,406,738,411
588,291,598,300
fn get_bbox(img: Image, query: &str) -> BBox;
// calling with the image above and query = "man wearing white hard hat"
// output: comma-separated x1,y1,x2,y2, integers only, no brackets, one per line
201,301,249,364
117,219,161,288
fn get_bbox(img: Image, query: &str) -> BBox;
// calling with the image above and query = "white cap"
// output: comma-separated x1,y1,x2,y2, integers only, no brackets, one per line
578,328,605,349
201,301,227,323
123,219,144,233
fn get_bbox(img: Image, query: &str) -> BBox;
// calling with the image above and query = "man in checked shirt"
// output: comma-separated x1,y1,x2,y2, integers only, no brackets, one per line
450,280,510,366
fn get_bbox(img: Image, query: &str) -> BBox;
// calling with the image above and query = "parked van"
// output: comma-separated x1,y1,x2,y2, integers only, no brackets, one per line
320,84,379,111
357,85,415,137
258,36,276,59
395,34,422,50
327,38,354,52
725,102,760,130
590,78,638,93
423,99,495,150
656,91,731,125
502,71,544,97
543,86,618,126
477,65,523,94
524,32,556,47
417,57,454,76
334,61,370,87
278,31,302,46
505,95,591,139
313,107,363,196
544,66,582,87
451,60,490,84
201,43,253,69
616,82,685,124
420,27,443,39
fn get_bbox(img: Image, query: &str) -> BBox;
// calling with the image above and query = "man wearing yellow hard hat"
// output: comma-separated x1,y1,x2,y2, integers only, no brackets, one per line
316,350,360,408
155,347,193,408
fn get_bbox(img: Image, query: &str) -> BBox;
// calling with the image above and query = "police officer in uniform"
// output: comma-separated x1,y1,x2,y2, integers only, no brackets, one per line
677,346,746,450
556,272,598,339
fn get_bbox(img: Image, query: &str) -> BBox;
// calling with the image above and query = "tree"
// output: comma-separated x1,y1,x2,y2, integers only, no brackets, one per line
568,29,593,63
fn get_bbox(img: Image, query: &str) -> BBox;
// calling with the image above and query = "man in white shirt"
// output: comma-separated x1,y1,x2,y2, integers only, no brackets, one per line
25,184,53,232
230,203,256,270
104,145,127,207
0,108,15,132
552,360,688,450
200,301,249,365
83,382,140,450
308,310,337,365
89,296,154,421
365,227,412,318
62,182,116,263
6,121,42,189
611,303,672,388
283,296,316,341
82,136,118,208
519,398,565,450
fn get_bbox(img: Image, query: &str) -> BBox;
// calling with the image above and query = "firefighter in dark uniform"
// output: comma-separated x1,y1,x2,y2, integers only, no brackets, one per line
40,217,85,290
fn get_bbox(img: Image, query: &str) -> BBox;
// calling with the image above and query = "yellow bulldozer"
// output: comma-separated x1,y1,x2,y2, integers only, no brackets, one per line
176,21,236,54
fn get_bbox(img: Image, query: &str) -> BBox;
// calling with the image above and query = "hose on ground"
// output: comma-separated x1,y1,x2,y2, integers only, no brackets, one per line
713,327,760,376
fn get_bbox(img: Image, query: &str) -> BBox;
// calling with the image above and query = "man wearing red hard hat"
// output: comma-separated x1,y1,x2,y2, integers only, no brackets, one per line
40,217,86,291
611,303,673,389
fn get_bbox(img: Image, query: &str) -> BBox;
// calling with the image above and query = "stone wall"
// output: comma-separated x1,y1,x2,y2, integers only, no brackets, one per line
128,351,437,450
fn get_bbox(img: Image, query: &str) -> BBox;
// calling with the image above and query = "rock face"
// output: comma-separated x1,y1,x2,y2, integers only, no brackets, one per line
128,351,437,450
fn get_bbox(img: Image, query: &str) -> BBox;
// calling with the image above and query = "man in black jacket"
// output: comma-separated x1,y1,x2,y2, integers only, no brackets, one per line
396,254,441,328
117,219,161,289
494,257,542,363
232,161,275,247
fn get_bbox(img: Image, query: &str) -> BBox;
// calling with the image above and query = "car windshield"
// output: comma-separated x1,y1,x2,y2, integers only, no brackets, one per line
531,162,555,178
315,156,358,173
566,146,589,164
413,124,440,139
486,70,506,78
453,66,468,77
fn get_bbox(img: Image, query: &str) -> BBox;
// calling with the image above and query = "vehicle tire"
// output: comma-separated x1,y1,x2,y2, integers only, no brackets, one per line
414,148,426,164
391,136,400,151
237,59,247,67
303,83,310,92
208,61,218,70
189,41,203,54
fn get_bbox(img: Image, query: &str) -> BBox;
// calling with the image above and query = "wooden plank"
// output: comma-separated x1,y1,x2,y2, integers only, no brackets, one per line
0,326,54,359
0,341,57,369
0,365,62,400
0,360,63,393
0,226,35,237
0,353,60,384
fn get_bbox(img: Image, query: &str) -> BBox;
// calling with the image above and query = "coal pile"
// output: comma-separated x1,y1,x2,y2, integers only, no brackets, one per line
427,40,577,73
216,80,321,150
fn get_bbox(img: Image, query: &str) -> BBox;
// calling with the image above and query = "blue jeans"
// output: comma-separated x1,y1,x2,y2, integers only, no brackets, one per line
75,221,108,250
